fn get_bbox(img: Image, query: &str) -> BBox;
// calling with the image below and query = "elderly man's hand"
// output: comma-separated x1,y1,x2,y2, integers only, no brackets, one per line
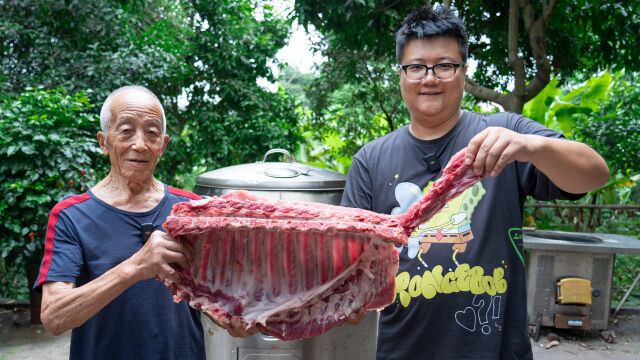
128,230,192,284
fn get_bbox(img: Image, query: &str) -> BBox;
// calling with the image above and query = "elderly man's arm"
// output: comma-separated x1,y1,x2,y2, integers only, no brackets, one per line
40,231,190,336
41,267,138,336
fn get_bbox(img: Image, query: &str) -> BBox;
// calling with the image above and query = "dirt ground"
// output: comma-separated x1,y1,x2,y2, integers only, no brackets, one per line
1,308,639,360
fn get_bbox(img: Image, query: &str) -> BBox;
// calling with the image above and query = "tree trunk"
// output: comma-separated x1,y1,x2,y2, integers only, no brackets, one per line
464,0,556,114
26,265,42,324
506,93,525,114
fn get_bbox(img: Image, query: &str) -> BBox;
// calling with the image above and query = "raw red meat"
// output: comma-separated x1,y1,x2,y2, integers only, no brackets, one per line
163,148,481,340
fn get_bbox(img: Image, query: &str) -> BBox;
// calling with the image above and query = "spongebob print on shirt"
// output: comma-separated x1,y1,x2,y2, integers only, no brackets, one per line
392,181,485,265
392,181,508,335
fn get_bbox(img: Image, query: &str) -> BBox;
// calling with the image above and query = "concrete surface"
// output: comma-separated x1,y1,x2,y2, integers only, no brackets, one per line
0,307,69,360
1,308,639,359
530,309,640,360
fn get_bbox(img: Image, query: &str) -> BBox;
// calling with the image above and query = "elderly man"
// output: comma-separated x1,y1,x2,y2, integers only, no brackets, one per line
34,86,206,359
341,6,609,360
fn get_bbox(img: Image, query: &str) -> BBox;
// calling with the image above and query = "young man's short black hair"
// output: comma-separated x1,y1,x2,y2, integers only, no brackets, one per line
396,5,469,64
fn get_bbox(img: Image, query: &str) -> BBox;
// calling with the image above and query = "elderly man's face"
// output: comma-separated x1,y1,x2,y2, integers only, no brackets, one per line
98,90,169,183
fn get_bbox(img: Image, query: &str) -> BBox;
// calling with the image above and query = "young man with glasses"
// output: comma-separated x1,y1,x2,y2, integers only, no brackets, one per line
341,5,608,360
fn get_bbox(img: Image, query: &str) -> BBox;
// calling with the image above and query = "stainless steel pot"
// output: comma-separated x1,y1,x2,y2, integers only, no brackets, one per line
193,149,378,360
194,149,345,204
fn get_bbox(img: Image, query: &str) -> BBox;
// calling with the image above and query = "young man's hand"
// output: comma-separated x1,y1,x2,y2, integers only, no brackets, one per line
209,314,259,338
345,308,368,325
465,127,539,177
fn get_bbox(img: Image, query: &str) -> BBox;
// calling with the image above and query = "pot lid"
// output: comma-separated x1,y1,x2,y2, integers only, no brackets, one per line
196,149,346,191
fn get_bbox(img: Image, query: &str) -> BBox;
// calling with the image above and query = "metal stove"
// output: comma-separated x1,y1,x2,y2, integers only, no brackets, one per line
523,230,640,335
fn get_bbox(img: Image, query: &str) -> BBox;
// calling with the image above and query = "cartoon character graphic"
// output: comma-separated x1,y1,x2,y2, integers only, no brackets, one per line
393,181,485,265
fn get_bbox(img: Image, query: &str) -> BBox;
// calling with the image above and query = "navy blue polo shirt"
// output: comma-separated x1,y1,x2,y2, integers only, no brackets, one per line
35,185,206,360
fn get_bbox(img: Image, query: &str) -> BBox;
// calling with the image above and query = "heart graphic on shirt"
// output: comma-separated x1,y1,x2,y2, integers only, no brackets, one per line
455,307,476,332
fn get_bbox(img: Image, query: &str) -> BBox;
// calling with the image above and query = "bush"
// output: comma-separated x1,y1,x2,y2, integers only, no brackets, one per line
0,88,102,300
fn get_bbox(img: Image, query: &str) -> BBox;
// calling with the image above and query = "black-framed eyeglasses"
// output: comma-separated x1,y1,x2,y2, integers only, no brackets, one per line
398,63,464,81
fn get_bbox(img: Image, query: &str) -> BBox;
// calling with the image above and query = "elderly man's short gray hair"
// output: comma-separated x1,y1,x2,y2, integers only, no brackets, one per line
99,85,166,138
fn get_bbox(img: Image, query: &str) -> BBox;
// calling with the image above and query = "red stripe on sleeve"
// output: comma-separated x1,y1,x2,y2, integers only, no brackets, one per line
36,193,92,287
168,186,202,200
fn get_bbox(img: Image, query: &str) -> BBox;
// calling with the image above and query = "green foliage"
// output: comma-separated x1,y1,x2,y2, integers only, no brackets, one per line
573,72,640,175
523,71,639,232
293,0,640,306
295,87,500,175
296,111,368,175
294,0,640,97
522,71,640,195
137,0,303,185
611,255,640,307
460,1,640,92
0,0,191,101
523,71,614,138
286,49,405,174
278,65,315,107
522,71,640,307
0,256,29,300
0,0,303,299
1,0,302,188
0,88,101,299
461,93,500,114
522,78,562,124
303,80,401,168
550,1,640,76
294,0,640,158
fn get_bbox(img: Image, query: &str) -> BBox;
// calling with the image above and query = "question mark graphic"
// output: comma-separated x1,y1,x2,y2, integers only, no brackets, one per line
472,295,492,335
491,296,502,320
491,296,503,331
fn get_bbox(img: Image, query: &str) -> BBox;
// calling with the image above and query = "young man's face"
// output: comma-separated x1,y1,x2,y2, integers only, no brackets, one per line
399,37,466,126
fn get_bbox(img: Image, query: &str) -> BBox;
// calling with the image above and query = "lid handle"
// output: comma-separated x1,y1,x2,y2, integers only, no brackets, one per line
263,148,295,163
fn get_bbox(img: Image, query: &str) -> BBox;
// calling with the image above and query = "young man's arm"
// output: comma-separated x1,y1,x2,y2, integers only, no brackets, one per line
465,127,608,193
40,231,190,335
341,152,374,209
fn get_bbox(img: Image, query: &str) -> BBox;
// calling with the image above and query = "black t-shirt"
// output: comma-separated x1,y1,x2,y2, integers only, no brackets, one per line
341,111,583,360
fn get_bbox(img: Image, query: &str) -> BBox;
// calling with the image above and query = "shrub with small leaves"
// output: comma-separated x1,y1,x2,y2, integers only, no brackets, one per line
0,88,102,299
